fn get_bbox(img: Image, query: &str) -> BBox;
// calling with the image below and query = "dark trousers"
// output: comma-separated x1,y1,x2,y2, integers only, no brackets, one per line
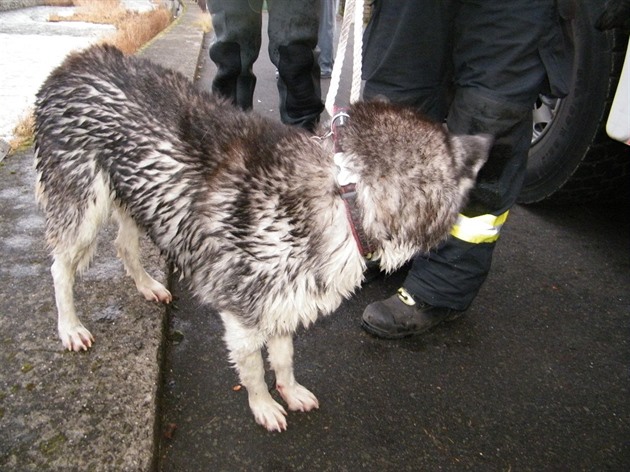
363,0,569,309
207,0,324,130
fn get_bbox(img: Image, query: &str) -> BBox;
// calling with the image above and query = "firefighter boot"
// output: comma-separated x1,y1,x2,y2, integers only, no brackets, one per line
362,288,463,339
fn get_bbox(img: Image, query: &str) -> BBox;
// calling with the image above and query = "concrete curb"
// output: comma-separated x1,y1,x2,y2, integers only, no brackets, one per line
0,1,205,470
0,0,45,12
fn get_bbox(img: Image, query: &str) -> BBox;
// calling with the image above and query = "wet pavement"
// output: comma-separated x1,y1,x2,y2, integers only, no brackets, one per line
159,191,630,470
157,15,630,472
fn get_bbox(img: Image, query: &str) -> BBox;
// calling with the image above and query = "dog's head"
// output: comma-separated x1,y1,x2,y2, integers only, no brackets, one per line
340,100,491,271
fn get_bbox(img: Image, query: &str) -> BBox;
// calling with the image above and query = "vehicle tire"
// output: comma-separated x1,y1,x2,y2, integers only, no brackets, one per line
518,1,630,204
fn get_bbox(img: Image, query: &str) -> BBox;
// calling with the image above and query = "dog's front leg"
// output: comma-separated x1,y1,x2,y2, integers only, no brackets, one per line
267,334,319,412
221,313,288,431
237,348,289,431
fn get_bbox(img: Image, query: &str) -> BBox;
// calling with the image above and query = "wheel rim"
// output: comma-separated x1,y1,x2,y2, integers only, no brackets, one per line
531,95,561,145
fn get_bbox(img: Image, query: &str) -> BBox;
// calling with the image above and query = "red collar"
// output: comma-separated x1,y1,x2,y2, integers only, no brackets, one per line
339,182,375,257
331,109,376,258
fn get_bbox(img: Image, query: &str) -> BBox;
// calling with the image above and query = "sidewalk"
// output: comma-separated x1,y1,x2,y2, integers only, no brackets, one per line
0,2,205,470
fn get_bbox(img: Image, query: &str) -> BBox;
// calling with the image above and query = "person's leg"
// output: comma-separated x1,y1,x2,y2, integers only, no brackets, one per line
362,0,453,121
317,0,338,77
357,0,453,287
363,0,563,338
267,0,323,131
207,0,264,110
402,89,533,311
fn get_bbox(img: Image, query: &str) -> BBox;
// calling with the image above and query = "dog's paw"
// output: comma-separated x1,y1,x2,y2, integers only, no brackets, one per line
276,383,319,412
137,279,172,304
250,397,288,432
59,324,94,352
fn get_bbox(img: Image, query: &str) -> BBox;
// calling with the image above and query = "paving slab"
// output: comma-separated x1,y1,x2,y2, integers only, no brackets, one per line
0,1,204,470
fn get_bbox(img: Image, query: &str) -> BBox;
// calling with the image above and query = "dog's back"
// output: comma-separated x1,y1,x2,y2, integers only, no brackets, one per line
35,45,238,244
34,45,321,270
34,45,347,333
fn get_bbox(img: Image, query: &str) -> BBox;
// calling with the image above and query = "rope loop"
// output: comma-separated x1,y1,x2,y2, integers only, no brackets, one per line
324,0,364,117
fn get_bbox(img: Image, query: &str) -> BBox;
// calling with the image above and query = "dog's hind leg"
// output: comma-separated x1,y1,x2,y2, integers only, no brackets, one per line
52,250,95,352
267,334,319,412
221,312,288,431
49,180,111,351
113,207,172,304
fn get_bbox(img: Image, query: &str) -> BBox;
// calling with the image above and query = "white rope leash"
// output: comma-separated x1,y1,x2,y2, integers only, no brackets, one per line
351,0,363,104
324,0,364,116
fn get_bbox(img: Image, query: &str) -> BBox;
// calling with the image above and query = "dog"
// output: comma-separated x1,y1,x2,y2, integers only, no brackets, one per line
34,45,490,431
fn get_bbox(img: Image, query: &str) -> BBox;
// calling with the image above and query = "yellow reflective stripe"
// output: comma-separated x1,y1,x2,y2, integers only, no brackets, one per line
450,210,509,244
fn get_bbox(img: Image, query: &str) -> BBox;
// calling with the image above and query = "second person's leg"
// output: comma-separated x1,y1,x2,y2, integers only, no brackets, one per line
267,0,323,131
207,0,264,110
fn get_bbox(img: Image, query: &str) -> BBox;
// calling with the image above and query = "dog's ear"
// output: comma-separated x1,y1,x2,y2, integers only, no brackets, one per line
450,133,492,176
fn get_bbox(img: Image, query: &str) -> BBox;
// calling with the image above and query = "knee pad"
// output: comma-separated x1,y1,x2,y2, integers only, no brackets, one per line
448,88,532,213
209,41,241,101
277,42,323,121
210,41,241,77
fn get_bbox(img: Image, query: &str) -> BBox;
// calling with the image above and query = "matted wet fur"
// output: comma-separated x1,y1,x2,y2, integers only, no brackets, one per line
34,45,489,431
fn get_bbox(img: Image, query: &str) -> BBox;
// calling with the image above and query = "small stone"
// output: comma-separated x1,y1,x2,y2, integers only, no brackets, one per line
169,330,184,344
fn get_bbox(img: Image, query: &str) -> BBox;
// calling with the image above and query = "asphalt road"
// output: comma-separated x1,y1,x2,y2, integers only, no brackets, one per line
158,197,629,471
157,26,630,472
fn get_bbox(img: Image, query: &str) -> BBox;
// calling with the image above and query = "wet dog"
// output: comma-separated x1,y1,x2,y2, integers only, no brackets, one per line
34,45,489,431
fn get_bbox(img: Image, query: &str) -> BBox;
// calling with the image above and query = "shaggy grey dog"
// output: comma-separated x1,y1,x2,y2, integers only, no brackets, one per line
34,45,489,431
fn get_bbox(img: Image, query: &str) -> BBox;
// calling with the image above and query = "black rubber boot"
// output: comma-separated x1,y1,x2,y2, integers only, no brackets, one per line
361,288,463,339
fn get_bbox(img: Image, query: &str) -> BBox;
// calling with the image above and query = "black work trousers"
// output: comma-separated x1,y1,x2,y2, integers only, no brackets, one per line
363,0,570,310
207,0,324,131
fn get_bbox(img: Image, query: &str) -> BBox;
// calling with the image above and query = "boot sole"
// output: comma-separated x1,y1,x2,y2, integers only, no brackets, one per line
361,312,464,340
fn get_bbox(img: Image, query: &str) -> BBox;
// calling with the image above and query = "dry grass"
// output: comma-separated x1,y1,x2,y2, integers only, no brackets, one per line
9,109,35,153
106,7,173,54
48,0,128,25
47,1,174,54
195,11,212,33
43,0,74,6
